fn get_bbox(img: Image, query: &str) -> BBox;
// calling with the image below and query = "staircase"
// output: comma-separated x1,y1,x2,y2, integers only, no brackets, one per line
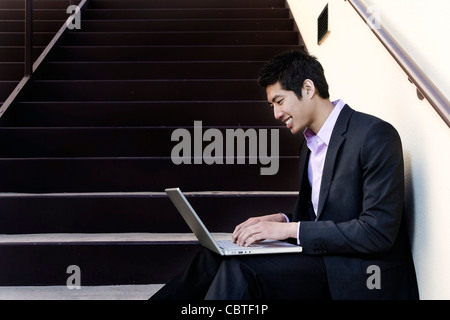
0,0,304,294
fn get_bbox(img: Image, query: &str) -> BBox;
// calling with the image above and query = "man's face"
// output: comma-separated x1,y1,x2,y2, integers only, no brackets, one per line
266,82,313,135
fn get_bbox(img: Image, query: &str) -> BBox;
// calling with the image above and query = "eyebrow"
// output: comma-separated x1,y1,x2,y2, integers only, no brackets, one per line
271,94,284,103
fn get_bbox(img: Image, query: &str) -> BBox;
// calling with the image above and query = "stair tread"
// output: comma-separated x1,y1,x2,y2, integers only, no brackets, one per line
0,190,297,197
0,284,164,300
0,232,232,244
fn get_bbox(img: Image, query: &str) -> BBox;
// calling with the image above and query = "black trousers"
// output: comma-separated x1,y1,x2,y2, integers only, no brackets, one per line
150,247,331,300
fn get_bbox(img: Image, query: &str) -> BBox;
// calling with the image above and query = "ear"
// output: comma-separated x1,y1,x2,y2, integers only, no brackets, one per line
302,79,316,99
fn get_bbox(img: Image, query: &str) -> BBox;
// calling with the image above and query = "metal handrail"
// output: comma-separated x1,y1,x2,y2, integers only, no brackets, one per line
0,0,89,119
347,0,450,128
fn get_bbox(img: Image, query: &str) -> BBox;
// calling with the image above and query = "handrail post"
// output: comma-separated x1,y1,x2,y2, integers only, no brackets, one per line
25,0,33,76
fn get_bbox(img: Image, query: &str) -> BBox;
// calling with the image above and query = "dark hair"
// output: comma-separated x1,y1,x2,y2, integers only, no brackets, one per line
257,50,330,99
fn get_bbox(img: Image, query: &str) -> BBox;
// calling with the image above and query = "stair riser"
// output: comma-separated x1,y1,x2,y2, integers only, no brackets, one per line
0,33,59,47
0,9,77,20
0,8,289,21
34,61,267,80
81,8,290,20
4,102,281,127
61,31,299,46
49,45,304,62
0,243,200,285
0,1,82,10
0,82,17,100
0,64,23,81
0,21,66,33
0,158,299,192
88,0,286,10
0,127,301,158
0,194,298,233
20,80,266,101
0,47,44,63
68,19,293,32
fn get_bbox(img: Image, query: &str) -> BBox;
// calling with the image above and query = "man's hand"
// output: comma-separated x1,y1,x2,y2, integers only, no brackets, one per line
232,214,299,247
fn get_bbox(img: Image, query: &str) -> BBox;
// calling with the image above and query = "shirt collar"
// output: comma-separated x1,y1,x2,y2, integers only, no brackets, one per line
303,99,346,146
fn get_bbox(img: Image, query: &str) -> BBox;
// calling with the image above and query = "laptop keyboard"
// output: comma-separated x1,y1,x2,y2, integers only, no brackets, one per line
217,240,262,249
217,240,246,249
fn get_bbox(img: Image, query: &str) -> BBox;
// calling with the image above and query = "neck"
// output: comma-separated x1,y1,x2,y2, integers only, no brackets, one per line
310,99,335,134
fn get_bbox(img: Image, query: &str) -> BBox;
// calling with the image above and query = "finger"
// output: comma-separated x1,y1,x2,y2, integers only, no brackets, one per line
232,218,259,243
235,225,252,246
233,219,252,235
244,233,265,247
232,222,246,241
244,235,256,247
232,225,245,243
237,224,261,247
240,222,271,246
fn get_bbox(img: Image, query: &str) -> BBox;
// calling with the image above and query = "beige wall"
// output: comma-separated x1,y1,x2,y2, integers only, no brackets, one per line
288,0,450,299
361,0,450,103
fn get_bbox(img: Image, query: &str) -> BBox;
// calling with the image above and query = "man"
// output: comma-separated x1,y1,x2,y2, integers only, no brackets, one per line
151,50,419,300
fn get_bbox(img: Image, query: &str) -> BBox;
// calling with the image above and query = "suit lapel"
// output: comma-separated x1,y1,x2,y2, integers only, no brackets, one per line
297,137,310,193
292,137,311,222
316,105,353,220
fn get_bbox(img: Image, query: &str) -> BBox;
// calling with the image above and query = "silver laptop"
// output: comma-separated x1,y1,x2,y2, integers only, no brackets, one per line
165,188,302,256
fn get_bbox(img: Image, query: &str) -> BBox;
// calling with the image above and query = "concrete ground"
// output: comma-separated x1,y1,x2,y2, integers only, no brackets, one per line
0,284,164,300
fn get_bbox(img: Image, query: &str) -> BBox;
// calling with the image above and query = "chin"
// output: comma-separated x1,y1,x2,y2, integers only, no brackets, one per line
289,126,301,135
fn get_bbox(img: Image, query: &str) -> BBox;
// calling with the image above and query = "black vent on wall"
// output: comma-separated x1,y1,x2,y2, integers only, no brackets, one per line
318,4,329,44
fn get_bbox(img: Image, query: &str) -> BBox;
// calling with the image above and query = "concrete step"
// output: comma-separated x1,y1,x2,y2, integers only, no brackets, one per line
0,232,231,244
0,233,230,286
0,284,164,300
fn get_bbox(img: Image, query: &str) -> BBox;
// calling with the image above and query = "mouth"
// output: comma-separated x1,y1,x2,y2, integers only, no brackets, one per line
283,116,293,129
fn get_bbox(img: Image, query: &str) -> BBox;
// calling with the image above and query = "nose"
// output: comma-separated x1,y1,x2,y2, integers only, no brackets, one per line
273,104,283,120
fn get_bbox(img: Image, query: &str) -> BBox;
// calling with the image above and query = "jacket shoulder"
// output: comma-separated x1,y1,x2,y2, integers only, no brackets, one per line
345,106,398,134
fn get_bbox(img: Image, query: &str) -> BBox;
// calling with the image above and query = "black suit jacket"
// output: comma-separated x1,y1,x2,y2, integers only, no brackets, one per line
291,105,419,299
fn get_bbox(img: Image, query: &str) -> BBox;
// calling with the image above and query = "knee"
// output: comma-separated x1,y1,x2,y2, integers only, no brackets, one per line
205,259,255,300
